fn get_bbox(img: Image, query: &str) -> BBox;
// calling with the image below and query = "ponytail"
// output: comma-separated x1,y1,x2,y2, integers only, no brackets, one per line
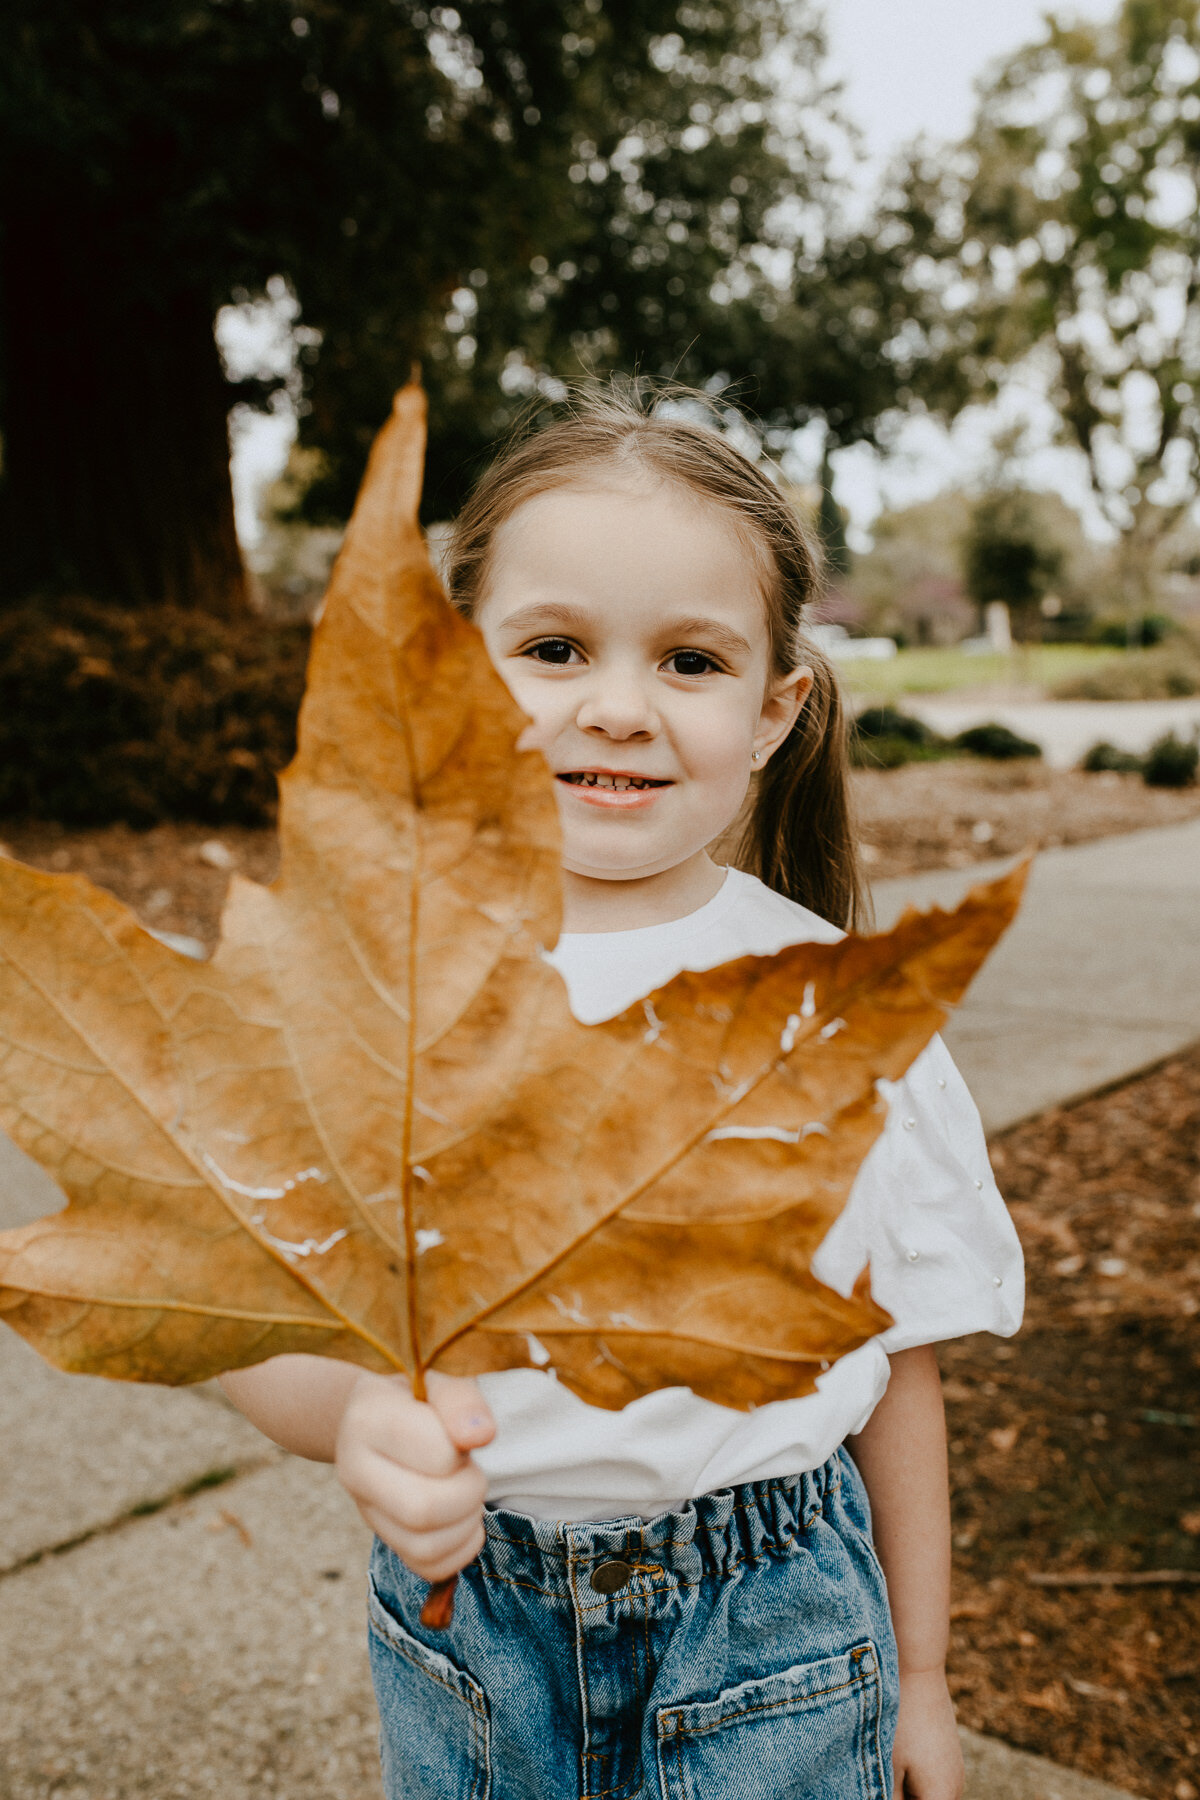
736,647,868,933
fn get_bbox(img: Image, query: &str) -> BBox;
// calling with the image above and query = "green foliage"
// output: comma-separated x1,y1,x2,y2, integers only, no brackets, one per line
963,490,1064,638
848,705,956,768
1,0,927,587
1142,731,1199,787
896,0,1200,588
848,707,1045,767
952,723,1042,761
1090,612,1176,648
1053,641,1200,698
842,643,1122,701
0,601,307,825
852,705,935,745
1081,740,1145,773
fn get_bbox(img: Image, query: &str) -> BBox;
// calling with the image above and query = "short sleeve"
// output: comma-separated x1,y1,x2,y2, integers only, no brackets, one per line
811,1034,1024,1351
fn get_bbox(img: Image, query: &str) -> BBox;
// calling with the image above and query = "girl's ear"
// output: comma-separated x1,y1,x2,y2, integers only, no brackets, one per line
753,665,814,766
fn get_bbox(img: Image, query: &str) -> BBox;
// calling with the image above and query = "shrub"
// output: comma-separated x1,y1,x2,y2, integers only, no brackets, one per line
848,705,955,769
953,722,1042,760
1090,613,1175,649
1081,741,1144,775
1142,733,1198,789
851,705,934,744
0,598,310,826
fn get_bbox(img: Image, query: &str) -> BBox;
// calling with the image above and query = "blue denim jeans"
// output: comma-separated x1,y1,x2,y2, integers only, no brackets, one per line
368,1447,898,1800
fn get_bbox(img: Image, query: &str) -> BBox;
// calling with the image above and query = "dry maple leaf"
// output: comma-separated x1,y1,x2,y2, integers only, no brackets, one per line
0,385,1026,1423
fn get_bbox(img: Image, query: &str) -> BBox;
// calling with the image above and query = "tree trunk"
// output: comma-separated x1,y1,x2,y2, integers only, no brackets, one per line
0,204,249,615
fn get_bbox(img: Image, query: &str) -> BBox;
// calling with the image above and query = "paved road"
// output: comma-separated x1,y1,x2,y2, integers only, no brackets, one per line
902,693,1200,769
7,819,1193,1797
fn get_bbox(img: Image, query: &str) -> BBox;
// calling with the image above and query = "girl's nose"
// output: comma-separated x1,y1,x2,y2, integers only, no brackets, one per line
574,668,659,741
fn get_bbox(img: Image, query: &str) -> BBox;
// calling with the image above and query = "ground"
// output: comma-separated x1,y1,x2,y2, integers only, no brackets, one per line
2,768,1198,1796
2,762,1195,949
943,1047,1200,1800
851,761,1200,883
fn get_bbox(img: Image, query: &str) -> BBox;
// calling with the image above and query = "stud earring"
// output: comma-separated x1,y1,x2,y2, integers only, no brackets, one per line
750,749,761,765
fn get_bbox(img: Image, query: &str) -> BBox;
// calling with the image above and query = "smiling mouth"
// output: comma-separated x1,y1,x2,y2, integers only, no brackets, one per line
557,772,672,791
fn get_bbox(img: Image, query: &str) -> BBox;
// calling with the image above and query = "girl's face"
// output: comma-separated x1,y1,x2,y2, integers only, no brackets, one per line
475,478,810,905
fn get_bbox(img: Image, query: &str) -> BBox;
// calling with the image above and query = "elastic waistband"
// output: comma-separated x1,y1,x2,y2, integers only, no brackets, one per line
477,1452,849,1599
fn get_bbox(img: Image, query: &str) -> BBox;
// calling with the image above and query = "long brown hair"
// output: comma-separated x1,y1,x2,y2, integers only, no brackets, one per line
444,384,865,931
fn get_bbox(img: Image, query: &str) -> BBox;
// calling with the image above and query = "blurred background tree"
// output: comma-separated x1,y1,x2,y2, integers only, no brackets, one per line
894,0,1200,627
0,0,932,618
963,489,1065,643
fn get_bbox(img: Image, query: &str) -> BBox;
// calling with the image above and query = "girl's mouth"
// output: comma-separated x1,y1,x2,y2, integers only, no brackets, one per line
556,771,671,809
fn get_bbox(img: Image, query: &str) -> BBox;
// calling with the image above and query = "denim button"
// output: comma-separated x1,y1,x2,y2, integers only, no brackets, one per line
590,1559,632,1594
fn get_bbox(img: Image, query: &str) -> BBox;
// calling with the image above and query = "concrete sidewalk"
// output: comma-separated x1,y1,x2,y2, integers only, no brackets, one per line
902,693,1200,770
871,815,1200,1134
5,820,1195,1798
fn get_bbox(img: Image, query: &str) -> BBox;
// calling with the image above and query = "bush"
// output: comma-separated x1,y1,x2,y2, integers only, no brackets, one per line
952,722,1042,760
851,705,935,744
0,598,310,825
1091,613,1175,649
1081,741,1144,775
1142,732,1198,789
1053,643,1200,700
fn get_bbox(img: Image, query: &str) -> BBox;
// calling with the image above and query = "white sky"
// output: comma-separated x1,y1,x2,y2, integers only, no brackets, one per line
824,0,1114,175
227,0,1122,547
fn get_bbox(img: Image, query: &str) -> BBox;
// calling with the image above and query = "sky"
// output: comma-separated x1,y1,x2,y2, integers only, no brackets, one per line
226,0,1121,549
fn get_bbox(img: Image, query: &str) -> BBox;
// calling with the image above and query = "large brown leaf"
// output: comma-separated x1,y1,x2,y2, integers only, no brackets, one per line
0,386,1026,1411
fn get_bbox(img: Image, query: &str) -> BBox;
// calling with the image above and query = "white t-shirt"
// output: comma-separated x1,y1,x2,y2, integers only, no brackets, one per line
473,867,1024,1522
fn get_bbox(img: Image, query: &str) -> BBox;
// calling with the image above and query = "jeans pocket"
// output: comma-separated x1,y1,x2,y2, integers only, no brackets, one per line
655,1640,888,1800
367,1569,492,1800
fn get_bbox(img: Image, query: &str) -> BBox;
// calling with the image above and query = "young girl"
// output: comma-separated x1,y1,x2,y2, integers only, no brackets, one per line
221,389,1023,1800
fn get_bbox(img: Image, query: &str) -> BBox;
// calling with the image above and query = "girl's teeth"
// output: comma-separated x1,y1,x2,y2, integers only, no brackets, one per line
563,772,661,789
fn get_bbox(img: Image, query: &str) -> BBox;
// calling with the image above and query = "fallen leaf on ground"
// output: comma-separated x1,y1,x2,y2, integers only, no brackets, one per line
0,386,1025,1411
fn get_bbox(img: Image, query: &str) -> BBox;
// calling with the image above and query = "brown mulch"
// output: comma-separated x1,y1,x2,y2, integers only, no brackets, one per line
851,761,1200,880
942,1047,1200,1799
0,822,280,952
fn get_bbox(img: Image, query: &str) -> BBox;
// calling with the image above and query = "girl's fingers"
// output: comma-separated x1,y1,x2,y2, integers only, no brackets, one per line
347,1447,487,1534
425,1372,495,1453
359,1506,486,1581
342,1373,467,1477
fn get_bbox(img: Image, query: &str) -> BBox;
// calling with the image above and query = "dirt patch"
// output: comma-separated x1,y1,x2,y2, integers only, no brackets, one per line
0,822,280,953
943,1047,1200,1798
851,761,1200,881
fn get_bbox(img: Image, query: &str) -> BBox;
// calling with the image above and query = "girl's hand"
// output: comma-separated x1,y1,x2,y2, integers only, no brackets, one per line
892,1667,964,1800
334,1370,495,1584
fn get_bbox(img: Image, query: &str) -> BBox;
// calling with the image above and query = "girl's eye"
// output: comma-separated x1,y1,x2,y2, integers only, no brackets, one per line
666,649,718,677
526,638,579,665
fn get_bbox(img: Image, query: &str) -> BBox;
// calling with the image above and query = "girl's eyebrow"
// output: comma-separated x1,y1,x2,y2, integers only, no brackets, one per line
496,601,753,660
494,602,593,636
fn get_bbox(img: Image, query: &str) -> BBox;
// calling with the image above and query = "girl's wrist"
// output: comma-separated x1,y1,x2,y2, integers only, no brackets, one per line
897,1660,950,1682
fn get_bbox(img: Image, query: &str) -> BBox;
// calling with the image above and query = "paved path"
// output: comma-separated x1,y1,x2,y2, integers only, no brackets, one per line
871,816,1200,1134
903,694,1200,769
7,819,1195,1798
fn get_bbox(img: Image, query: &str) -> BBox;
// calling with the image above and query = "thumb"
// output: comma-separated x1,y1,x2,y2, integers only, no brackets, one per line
425,1372,496,1455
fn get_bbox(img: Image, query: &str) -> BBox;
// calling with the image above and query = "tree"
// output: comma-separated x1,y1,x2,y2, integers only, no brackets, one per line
893,0,1200,617
963,490,1064,642
266,1,936,524
1,1,935,615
